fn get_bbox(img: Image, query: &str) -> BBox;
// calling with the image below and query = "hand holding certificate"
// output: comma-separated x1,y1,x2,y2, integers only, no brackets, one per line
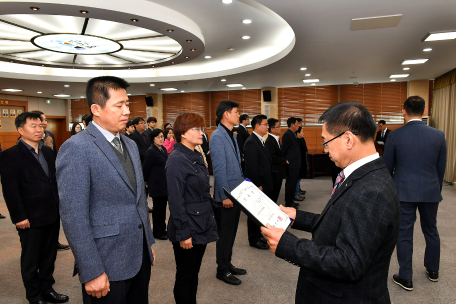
223,179,291,230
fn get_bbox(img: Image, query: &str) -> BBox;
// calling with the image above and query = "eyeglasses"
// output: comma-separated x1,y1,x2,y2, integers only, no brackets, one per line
156,135,164,139
190,128,204,133
322,131,359,149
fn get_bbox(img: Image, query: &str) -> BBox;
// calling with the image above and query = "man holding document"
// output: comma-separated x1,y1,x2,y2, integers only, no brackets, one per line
260,102,401,304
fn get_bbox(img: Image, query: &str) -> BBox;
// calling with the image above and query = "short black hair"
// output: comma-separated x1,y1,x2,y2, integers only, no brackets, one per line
318,102,377,143
150,128,164,142
215,117,221,126
164,127,173,139
126,120,134,128
378,120,386,125
287,117,298,128
147,117,157,123
132,117,145,126
163,122,172,129
239,114,249,123
404,96,425,117
251,114,268,130
15,111,42,129
267,118,279,133
216,100,239,120
86,76,130,109
81,114,92,125
296,117,303,122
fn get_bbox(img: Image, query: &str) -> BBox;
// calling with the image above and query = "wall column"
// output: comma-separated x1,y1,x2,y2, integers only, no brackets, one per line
260,87,278,119
146,93,163,128
407,80,430,112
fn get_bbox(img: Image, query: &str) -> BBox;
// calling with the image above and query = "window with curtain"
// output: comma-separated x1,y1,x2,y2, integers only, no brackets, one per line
163,92,210,126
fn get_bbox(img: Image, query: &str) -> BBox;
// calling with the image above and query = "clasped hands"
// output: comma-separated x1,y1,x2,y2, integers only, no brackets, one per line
260,205,296,254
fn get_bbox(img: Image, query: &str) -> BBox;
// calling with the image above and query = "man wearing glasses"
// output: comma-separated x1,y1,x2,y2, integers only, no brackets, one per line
261,102,400,303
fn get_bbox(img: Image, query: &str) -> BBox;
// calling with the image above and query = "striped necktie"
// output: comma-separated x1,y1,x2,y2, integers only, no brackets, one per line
331,170,345,197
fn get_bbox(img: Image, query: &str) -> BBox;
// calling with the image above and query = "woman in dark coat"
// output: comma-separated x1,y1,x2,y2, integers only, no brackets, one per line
143,129,169,240
166,113,218,304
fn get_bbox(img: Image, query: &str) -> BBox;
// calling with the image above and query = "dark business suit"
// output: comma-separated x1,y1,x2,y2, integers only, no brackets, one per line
276,158,400,303
383,120,447,280
0,141,60,303
144,128,153,142
265,134,287,203
201,132,210,156
237,125,250,175
282,129,301,207
244,133,273,244
129,130,151,164
376,128,391,143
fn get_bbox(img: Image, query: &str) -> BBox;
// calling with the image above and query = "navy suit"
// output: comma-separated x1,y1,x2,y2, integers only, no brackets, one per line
383,120,447,280
282,129,301,206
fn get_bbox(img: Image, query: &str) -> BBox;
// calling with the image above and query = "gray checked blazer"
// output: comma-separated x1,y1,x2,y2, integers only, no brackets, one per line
209,124,244,202
276,157,400,304
56,123,155,284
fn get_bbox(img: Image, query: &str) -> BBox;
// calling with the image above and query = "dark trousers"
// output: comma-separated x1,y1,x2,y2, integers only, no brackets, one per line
82,234,151,304
216,203,241,274
247,189,273,244
17,220,59,302
172,243,207,304
285,168,300,207
270,178,284,204
151,196,168,237
397,202,440,280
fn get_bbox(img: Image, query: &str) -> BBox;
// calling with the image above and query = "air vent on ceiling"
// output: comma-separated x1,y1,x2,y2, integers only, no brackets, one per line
351,14,402,31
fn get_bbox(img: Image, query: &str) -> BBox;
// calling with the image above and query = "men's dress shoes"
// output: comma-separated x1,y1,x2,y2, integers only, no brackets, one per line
57,243,70,251
293,195,304,201
0,213,6,219
154,235,168,240
216,272,241,285
42,291,69,303
260,236,267,244
229,266,247,276
30,300,46,304
392,274,413,291
250,240,269,250
299,190,306,196
426,269,439,282
292,202,300,208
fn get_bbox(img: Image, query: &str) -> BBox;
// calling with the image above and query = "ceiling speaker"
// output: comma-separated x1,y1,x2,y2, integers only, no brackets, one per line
263,90,272,102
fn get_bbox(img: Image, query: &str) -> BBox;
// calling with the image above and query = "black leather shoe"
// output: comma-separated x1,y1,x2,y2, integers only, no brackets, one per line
216,272,241,285
293,195,304,201
392,274,413,291
42,291,69,303
299,190,306,196
30,300,46,304
260,236,267,244
292,202,300,208
426,269,439,282
0,213,6,219
250,240,269,250
229,266,247,275
57,243,70,251
154,235,168,240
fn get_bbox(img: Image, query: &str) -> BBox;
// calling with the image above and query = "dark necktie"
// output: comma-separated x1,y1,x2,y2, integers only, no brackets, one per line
141,133,147,144
112,137,123,154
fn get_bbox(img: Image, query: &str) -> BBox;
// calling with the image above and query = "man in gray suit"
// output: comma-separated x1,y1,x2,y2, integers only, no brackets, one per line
210,100,246,285
57,76,156,304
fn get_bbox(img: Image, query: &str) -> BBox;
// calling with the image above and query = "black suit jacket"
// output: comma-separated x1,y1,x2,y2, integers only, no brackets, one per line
130,130,151,163
282,129,301,168
143,144,168,198
0,141,59,227
265,134,287,180
375,129,391,143
201,132,210,155
244,134,273,192
276,158,400,303
236,125,250,157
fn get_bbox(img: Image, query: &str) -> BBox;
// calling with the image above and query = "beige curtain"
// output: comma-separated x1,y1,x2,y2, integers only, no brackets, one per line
431,84,456,184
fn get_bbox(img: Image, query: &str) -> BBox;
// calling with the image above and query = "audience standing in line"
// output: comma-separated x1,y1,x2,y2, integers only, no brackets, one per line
376,119,391,145
295,126,308,200
166,113,218,304
124,121,135,138
81,114,92,129
210,100,246,286
243,114,272,250
57,76,156,304
282,117,301,208
262,102,400,303
70,123,82,137
145,117,157,140
236,114,250,175
129,117,151,165
163,127,176,155
384,96,447,291
143,129,169,240
265,118,288,204
0,112,69,304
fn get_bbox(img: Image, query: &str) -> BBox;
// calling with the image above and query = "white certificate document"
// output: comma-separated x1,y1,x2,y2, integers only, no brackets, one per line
227,180,291,230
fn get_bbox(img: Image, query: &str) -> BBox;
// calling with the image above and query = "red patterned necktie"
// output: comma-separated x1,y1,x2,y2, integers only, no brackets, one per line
331,170,345,197
141,133,147,144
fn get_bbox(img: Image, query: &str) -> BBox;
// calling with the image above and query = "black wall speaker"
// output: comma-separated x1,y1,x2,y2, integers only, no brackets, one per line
263,90,272,102
145,96,154,107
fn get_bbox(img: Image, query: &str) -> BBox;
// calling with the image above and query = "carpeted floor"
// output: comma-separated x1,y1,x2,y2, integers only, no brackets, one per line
1,176,455,303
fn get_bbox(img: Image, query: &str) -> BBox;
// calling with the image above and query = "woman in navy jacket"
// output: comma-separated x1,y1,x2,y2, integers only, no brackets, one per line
166,113,218,304
143,129,169,240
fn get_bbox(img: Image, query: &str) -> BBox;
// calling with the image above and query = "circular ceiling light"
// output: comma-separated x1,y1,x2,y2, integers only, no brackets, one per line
80,10,89,14
186,40,192,42
221,79,226,81
30,7,40,11
150,84,155,86
305,74,311,76
222,0,233,3
205,56,211,59
242,36,250,39
64,84,70,87
403,67,410,70
423,48,432,52
127,93,131,96
131,19,139,23
300,67,307,70
32,34,122,55
229,48,234,51
167,29,174,32
191,49,196,51
37,91,42,94
243,19,252,24
181,90,185,92
391,79,396,82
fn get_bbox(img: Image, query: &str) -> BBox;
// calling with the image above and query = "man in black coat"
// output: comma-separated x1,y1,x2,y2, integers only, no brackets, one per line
376,120,391,145
237,114,250,175
265,118,288,204
129,117,151,164
282,117,301,208
0,112,69,304
261,102,400,304
144,117,157,141
243,114,272,250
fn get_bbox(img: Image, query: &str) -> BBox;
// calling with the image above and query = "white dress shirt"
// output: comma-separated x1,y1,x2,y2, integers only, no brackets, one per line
92,120,123,152
269,133,280,146
252,131,265,145
343,153,379,180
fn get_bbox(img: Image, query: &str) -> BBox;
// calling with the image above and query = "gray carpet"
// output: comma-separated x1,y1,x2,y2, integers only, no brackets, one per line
1,176,455,303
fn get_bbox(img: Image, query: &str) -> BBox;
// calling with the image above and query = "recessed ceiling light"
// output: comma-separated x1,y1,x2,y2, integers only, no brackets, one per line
424,31,456,41
221,79,226,82
185,56,189,59
131,19,139,23
303,79,319,83
150,84,155,86
403,67,410,70
423,48,432,52
161,88,178,91
226,84,243,87
53,94,70,97
30,7,40,11
1,89,22,92
64,84,70,87
181,90,185,92
80,96,84,98
186,40,192,42
171,62,175,64
229,48,234,51
402,59,429,65
305,74,311,76
300,67,307,70
243,19,252,24
390,74,409,78
311,83,316,86
205,56,211,59
242,87,246,89
391,79,396,82
242,36,250,39
80,10,89,14
222,0,233,3
37,91,42,94
167,29,174,32
191,49,196,51
127,93,131,96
